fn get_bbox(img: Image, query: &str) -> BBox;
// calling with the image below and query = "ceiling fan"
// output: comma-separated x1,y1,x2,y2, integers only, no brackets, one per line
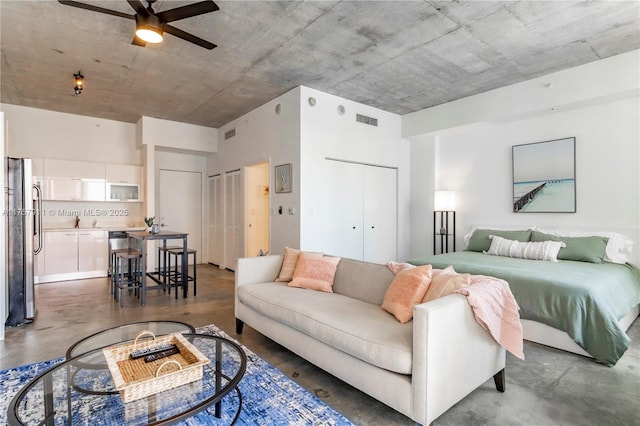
58,0,219,50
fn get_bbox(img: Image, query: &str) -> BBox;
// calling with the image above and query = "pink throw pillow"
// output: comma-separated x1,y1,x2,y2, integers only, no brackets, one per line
275,247,322,282
386,261,416,274
381,265,433,323
422,265,470,303
289,254,341,292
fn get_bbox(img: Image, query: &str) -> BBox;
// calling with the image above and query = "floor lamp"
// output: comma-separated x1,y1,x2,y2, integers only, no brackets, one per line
433,191,455,255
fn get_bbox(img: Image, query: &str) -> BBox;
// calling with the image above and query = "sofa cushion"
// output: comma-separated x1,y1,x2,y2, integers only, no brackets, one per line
289,254,341,292
332,258,395,305
275,247,323,282
238,282,413,374
382,265,432,323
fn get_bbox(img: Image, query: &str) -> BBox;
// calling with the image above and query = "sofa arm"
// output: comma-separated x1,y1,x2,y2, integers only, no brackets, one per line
235,255,283,317
411,294,506,425
235,255,283,287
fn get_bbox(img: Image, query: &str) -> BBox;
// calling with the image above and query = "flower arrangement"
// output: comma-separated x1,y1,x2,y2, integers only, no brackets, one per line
144,216,155,227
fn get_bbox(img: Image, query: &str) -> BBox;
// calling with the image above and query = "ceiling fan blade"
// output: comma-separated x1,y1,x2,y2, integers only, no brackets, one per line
127,0,150,17
164,24,217,50
58,0,134,19
132,36,147,47
157,1,219,23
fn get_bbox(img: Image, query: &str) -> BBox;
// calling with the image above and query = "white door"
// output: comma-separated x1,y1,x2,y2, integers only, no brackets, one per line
208,175,223,266
223,170,242,270
324,160,364,260
158,170,202,263
363,165,397,263
245,162,269,257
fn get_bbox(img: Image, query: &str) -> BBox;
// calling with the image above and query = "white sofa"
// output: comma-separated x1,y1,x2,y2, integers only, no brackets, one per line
235,255,506,425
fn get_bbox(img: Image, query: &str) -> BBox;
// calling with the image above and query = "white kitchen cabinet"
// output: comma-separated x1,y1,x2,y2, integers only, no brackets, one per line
324,160,397,264
78,230,108,272
34,248,45,281
44,231,78,275
106,164,143,201
39,230,107,281
44,159,106,201
105,164,142,184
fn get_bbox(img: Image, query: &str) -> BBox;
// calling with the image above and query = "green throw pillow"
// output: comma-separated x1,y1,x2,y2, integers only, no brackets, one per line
466,229,532,252
530,231,608,263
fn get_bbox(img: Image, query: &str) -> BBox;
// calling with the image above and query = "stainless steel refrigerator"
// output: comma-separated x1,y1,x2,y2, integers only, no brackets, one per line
5,157,43,326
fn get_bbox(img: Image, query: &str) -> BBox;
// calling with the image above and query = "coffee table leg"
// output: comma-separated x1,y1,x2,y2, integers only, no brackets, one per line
215,338,222,418
147,394,158,423
43,374,54,426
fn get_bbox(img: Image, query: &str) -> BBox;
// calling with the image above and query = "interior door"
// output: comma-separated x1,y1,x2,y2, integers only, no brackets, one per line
324,160,364,259
158,170,202,263
223,170,242,270
245,162,269,257
208,175,223,266
363,165,397,263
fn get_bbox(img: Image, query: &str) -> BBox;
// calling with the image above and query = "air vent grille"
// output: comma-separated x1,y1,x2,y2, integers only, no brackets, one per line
224,128,236,140
356,113,378,127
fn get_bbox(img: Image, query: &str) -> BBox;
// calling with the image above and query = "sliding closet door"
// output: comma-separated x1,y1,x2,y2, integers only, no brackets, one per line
324,160,364,260
324,159,397,263
207,174,223,266
363,165,397,263
223,170,242,270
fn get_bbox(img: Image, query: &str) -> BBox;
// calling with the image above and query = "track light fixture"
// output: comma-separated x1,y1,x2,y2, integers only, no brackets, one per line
74,71,84,95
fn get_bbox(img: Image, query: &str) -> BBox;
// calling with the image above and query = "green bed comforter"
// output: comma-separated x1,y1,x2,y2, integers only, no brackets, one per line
409,252,640,366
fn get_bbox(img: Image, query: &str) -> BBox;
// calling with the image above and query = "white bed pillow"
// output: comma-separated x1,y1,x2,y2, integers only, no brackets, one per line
484,235,566,262
533,227,633,264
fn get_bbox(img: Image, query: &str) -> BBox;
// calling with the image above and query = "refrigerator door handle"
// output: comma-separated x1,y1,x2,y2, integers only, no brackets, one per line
33,183,43,255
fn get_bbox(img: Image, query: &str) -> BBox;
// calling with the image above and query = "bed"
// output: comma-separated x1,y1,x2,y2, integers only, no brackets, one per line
409,229,640,366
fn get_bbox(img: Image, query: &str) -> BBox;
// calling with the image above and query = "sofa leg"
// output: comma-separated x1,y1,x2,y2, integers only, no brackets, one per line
493,368,505,392
236,318,244,334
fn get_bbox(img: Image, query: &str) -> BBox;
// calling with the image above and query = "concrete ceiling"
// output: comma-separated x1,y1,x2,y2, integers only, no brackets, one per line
1,1,639,129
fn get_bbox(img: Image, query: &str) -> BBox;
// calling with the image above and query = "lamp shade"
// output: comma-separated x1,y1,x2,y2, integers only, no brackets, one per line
434,191,455,211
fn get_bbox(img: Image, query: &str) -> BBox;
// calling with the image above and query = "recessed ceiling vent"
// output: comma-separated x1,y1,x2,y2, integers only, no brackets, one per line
356,113,378,127
224,128,236,140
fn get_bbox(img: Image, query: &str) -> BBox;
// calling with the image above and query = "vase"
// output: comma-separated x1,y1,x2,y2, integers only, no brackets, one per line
150,224,159,234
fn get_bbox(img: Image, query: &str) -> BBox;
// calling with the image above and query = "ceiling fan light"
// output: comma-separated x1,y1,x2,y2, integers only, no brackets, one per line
136,27,163,43
135,14,163,43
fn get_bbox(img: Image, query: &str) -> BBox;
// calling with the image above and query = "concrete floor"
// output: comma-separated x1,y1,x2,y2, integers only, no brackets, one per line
2,264,639,425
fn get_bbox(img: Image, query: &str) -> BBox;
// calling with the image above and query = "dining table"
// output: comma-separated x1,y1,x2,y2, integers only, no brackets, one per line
126,230,189,305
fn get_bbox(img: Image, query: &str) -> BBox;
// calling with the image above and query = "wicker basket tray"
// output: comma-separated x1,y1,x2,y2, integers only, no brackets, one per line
103,331,210,403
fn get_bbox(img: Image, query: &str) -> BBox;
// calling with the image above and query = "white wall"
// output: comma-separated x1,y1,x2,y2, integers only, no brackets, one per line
1,104,140,164
406,50,640,264
299,86,411,261
209,87,301,256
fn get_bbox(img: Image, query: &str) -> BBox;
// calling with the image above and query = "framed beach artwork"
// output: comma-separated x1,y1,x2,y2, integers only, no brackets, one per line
512,137,576,213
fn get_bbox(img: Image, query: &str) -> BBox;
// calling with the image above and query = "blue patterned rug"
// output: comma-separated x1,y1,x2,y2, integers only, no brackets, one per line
0,324,354,425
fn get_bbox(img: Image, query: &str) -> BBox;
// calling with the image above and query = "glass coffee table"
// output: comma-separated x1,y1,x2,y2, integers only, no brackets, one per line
65,321,196,359
8,323,247,425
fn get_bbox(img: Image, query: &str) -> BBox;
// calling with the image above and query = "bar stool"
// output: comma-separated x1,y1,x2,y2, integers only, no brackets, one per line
166,248,197,298
156,245,182,284
111,248,134,296
114,249,142,307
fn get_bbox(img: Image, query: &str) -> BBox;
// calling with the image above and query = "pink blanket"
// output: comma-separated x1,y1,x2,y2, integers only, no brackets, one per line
456,275,524,360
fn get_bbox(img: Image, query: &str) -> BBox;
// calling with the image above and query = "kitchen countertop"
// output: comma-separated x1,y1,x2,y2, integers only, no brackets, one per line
43,226,146,232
